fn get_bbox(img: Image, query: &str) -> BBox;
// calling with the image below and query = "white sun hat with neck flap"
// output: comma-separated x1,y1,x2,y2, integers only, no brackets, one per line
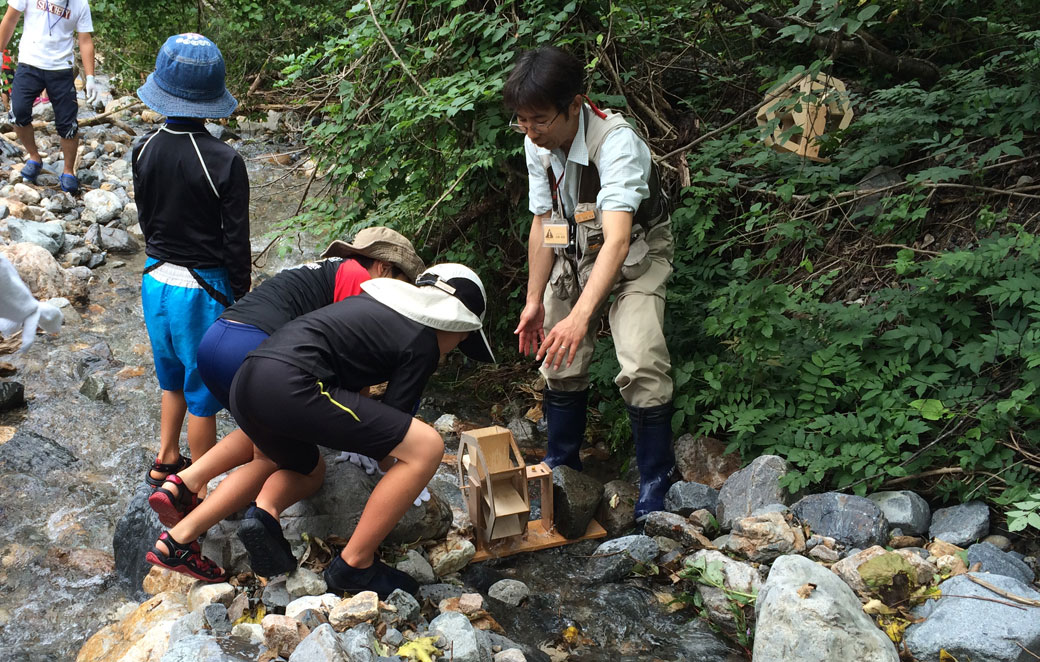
360,263,495,363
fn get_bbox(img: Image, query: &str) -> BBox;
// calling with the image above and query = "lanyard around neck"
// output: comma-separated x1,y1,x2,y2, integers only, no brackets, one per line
43,0,68,36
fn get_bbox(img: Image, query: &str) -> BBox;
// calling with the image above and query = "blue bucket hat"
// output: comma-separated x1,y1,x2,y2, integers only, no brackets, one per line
137,33,238,119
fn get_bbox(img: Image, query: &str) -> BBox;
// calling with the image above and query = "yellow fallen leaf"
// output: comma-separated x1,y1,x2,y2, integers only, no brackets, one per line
233,603,265,625
863,599,897,615
397,636,441,662
883,618,910,643
609,493,620,509
562,625,581,645
939,649,959,662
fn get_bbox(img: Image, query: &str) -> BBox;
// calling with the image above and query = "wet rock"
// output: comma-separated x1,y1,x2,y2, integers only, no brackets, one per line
791,492,889,548
674,618,743,662
383,588,421,624
673,434,741,489
84,223,139,254
929,501,989,546
831,545,938,596
685,550,762,628
552,465,603,538
262,613,310,657
161,633,253,661
262,575,291,608
112,484,162,596
330,591,379,631
0,381,25,411
395,548,435,585
79,374,110,402
289,623,349,662
203,603,231,634
867,490,931,536
76,592,189,662
664,481,719,516
287,566,327,598
905,573,1040,662
754,554,899,662
427,531,476,577
966,542,1034,584
586,535,659,583
488,579,529,607
644,511,714,549
419,582,464,605
82,189,123,223
0,429,76,473
595,479,637,535
722,511,805,562
716,455,793,530
7,217,63,255
431,611,481,662
0,241,89,301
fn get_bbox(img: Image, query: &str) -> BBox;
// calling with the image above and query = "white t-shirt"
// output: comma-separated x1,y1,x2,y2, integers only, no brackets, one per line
9,0,93,71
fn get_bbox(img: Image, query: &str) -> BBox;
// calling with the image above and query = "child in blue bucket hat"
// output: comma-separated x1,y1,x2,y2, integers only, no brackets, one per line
133,34,251,512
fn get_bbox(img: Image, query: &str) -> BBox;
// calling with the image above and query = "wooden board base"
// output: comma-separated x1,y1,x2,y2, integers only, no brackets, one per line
470,518,607,562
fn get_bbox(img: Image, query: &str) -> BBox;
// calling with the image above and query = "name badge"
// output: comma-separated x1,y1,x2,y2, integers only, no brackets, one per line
542,222,570,248
574,209,597,223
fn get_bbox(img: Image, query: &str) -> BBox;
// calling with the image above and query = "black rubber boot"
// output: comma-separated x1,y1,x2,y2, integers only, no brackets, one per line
542,388,588,471
628,402,676,521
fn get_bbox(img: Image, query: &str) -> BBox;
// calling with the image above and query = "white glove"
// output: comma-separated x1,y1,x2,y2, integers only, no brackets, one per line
0,256,63,351
337,451,432,506
85,75,98,105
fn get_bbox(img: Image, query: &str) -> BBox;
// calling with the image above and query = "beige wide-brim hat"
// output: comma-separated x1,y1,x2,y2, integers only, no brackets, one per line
360,263,495,363
321,227,425,282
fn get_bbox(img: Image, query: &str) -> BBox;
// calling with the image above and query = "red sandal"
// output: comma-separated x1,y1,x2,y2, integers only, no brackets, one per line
147,474,200,528
145,455,191,490
146,531,227,582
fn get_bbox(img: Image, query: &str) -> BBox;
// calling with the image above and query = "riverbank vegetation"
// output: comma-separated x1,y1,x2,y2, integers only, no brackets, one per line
93,0,1040,519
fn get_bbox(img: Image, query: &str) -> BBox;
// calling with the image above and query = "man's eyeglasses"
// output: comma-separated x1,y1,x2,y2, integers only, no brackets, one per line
509,110,561,135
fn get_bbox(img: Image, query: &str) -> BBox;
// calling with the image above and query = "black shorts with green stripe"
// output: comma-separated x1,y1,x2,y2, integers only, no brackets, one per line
230,356,412,474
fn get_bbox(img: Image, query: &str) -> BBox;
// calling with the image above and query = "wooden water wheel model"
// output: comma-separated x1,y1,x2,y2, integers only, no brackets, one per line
756,71,854,163
457,426,605,561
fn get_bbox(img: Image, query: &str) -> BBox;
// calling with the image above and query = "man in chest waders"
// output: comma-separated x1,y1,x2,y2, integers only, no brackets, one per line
505,46,675,522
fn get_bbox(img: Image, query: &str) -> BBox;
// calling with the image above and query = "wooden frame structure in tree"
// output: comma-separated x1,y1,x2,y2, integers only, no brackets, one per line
756,72,854,163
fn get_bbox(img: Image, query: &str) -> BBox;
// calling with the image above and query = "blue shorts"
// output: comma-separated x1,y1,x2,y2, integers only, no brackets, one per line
197,318,270,411
142,259,233,417
11,64,78,138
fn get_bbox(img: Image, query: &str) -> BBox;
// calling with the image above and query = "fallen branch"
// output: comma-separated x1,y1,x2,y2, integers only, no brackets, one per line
965,574,1040,608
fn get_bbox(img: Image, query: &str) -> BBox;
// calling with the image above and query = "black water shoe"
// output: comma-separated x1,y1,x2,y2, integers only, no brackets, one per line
323,554,419,598
237,504,297,577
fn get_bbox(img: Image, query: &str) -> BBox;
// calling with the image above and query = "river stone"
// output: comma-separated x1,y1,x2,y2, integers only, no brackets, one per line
431,611,481,662
262,613,310,657
488,579,530,607
0,429,76,473
285,594,340,621
966,542,1035,584
929,501,989,546
329,591,379,631
187,582,235,612
204,603,231,634
791,492,889,548
586,535,659,583
396,548,435,585
494,649,526,662
161,634,247,662
383,588,421,624
983,534,1012,551
231,623,263,645
262,576,291,608
418,583,464,605
644,511,714,549
0,381,25,411
288,623,349,662
44,191,75,214
168,610,207,644
111,483,162,596
665,481,719,516
7,218,63,255
716,455,793,530
722,511,805,562
831,545,938,596
754,554,899,662
674,434,742,489
83,189,123,223
905,573,1040,662
1,241,88,302
427,531,476,577
552,465,604,539
867,490,931,536
686,550,762,628
674,618,743,662
12,183,40,205
79,374,110,402
595,479,638,536
340,622,377,662
84,223,139,254
77,592,189,662
287,567,326,598
506,415,536,444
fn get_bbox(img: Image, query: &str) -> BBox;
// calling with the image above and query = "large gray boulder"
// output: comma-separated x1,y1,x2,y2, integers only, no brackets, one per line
867,490,931,536
753,554,899,662
905,573,1040,662
586,535,659,583
430,611,481,662
685,550,762,628
966,542,1035,584
551,465,603,539
665,481,719,516
7,218,64,255
791,492,889,548
716,455,793,530
929,501,989,546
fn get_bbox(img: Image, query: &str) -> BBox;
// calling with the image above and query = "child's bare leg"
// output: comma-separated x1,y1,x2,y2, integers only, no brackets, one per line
341,419,443,568
254,454,326,519
151,389,187,483
174,428,255,496
186,413,217,462
159,449,280,552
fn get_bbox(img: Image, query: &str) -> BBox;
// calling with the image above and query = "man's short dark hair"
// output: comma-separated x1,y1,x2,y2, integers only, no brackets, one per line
503,46,584,113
